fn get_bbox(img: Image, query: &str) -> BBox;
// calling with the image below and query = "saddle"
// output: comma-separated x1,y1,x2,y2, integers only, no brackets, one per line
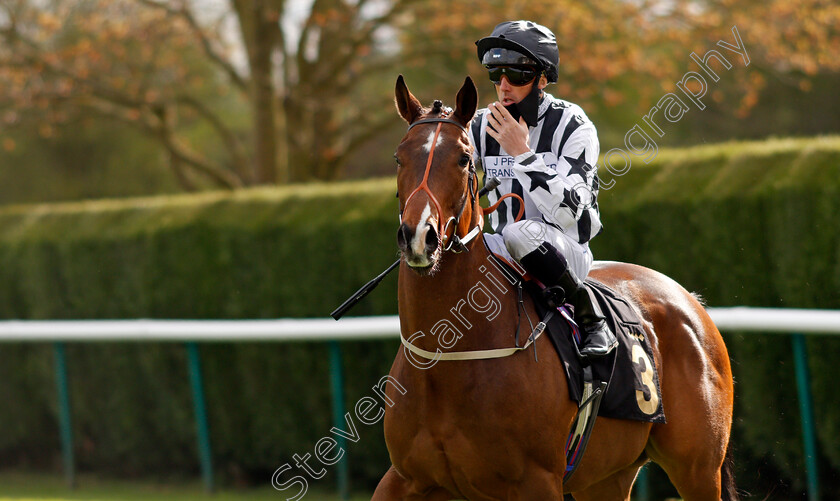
490,253,666,480
530,279,665,421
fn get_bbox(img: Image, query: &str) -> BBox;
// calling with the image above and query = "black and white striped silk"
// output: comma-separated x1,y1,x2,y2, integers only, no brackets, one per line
470,92,603,244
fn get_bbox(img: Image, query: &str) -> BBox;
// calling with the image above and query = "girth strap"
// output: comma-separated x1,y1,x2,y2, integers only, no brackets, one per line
400,325,544,361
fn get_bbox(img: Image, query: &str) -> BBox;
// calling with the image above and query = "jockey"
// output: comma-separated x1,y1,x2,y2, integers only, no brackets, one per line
471,20,617,359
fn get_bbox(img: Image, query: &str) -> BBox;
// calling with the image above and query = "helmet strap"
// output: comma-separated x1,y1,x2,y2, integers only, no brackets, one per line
504,78,542,128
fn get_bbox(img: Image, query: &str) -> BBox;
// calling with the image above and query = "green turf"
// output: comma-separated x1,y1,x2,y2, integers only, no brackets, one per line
0,472,371,501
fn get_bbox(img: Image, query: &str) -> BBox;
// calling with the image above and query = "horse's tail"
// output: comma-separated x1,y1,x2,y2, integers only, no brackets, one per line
721,433,739,501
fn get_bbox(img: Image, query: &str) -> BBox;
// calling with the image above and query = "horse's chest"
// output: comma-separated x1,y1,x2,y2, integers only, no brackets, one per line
395,424,529,496
385,359,567,494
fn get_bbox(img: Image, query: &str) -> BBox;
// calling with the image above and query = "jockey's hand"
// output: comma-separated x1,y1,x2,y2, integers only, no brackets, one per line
486,102,530,158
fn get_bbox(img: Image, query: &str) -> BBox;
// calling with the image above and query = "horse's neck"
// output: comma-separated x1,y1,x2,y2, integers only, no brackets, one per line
398,240,523,351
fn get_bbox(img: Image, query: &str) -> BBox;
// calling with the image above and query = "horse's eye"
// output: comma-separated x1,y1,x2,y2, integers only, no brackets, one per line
394,154,401,168
458,154,470,167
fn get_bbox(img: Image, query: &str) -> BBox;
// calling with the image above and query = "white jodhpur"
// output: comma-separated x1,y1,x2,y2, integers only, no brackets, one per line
484,219,593,279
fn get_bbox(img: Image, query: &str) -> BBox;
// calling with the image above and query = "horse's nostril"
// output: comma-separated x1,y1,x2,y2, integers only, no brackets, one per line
397,223,412,250
425,224,438,250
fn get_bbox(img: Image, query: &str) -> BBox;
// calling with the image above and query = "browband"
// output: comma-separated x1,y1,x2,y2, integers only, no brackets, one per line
407,117,467,134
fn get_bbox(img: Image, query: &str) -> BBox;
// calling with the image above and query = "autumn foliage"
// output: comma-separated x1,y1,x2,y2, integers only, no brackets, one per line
1,0,839,190
0,0,253,189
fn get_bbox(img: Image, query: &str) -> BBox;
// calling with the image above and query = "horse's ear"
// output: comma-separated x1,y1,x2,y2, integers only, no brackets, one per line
395,75,424,124
453,76,478,128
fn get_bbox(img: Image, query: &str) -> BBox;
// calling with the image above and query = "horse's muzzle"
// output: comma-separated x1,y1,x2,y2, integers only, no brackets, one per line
397,221,439,271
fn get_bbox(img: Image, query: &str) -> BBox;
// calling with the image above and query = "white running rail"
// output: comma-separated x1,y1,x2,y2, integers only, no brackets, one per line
0,308,837,341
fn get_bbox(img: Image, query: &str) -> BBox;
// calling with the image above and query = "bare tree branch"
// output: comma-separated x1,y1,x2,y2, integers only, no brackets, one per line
169,153,198,191
328,109,397,179
308,0,426,94
175,93,253,183
138,0,248,91
150,105,243,189
2,8,249,189
80,96,243,189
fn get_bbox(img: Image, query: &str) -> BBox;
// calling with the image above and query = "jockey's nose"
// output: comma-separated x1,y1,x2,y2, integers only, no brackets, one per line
499,75,513,91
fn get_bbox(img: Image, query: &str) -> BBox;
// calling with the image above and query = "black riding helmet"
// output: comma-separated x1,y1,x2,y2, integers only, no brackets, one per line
476,20,559,83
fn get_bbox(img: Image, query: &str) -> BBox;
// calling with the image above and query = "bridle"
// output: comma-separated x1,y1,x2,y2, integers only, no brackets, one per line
396,105,535,364
399,104,526,254
400,111,481,253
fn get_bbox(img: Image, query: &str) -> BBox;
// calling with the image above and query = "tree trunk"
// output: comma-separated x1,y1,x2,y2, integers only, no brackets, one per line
235,0,279,185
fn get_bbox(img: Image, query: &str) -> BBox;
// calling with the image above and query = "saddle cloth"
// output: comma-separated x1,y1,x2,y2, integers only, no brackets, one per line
532,279,666,423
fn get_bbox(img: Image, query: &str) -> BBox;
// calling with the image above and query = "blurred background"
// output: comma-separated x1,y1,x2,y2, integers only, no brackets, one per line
0,0,839,499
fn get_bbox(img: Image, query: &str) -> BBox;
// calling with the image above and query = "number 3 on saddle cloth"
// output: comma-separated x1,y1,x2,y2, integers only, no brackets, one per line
537,279,666,422
493,255,665,480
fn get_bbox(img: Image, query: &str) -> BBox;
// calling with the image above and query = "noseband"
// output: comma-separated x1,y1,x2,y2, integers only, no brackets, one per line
401,112,480,253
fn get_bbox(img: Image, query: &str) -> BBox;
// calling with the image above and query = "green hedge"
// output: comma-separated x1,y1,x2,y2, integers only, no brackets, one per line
0,181,403,487
1,137,839,496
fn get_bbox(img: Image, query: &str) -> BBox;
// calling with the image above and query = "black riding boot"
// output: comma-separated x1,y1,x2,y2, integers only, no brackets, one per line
519,243,618,359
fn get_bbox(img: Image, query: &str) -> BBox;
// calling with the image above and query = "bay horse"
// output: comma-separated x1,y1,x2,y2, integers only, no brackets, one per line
372,75,737,500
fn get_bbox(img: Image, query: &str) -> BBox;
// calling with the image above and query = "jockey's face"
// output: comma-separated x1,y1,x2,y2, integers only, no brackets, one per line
494,73,548,107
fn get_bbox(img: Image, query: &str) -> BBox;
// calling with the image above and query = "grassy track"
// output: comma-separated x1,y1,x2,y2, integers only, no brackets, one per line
0,472,371,501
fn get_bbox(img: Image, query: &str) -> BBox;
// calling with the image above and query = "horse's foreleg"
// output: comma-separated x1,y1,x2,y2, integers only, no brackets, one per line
372,466,409,500
514,469,564,500
371,466,453,501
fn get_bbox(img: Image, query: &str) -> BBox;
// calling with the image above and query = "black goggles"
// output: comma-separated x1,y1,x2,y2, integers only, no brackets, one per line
487,66,539,86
